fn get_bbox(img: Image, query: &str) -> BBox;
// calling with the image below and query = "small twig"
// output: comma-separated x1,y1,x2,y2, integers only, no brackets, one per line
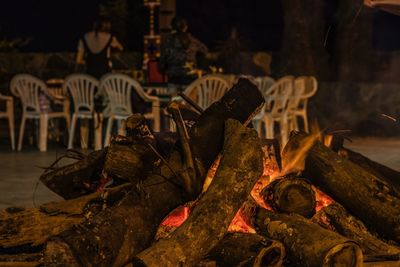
178,92,204,114
168,102,199,198
146,143,183,190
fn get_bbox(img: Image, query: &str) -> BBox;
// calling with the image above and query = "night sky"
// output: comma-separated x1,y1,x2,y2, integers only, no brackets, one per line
0,0,399,52
0,0,282,52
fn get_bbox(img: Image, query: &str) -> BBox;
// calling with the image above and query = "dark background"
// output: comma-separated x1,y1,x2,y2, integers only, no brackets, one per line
0,0,399,52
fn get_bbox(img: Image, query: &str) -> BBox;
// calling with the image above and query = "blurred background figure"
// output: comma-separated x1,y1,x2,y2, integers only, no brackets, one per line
159,16,208,89
76,17,123,79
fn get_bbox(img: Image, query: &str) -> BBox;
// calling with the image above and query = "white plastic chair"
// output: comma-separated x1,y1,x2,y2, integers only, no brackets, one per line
253,76,294,146
0,94,15,150
254,76,276,95
287,76,318,132
100,73,161,147
63,74,99,149
10,74,70,152
184,75,230,110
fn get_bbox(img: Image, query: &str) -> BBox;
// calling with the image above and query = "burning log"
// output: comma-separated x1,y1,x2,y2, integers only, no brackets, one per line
255,208,363,267
261,177,316,218
205,233,285,267
313,203,400,256
42,78,264,266
39,148,107,199
340,147,400,192
132,119,264,266
285,133,400,243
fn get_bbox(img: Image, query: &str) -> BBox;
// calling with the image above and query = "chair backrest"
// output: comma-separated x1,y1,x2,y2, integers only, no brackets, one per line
10,74,47,113
288,76,318,111
304,76,318,98
100,73,148,115
63,74,99,113
184,75,230,109
254,76,276,96
264,76,294,115
287,76,307,111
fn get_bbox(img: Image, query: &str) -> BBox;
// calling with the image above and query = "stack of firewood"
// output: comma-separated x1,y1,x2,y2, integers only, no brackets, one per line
0,78,399,267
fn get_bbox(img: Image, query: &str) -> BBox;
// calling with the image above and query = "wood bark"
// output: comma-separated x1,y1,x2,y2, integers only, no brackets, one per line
43,78,265,267
132,119,264,267
285,133,400,243
313,203,400,256
255,208,363,267
103,138,157,184
205,233,285,267
0,184,131,251
340,147,400,192
261,177,316,218
39,148,107,199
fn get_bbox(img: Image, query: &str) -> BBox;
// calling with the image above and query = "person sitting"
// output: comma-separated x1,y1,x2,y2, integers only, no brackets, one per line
159,16,208,89
76,17,123,79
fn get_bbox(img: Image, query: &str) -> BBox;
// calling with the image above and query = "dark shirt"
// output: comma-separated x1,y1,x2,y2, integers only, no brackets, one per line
159,32,208,83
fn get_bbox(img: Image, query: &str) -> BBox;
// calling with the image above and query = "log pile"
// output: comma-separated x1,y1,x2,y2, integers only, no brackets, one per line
0,79,400,266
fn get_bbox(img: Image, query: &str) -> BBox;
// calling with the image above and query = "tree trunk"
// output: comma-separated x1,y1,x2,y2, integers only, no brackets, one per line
43,78,265,267
255,208,363,267
313,203,400,256
133,119,264,267
261,177,316,218
205,233,285,267
285,133,400,242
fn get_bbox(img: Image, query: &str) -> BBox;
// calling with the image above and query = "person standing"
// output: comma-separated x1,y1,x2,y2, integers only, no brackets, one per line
76,17,123,79
159,16,208,88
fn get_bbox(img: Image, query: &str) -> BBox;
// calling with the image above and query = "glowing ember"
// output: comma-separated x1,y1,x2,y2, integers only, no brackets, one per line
314,186,334,211
159,133,336,236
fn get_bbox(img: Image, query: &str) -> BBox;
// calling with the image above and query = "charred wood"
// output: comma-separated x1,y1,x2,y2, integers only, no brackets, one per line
261,177,316,218
205,233,285,267
255,208,363,267
39,149,107,199
133,119,264,267
286,133,400,243
313,203,400,256
43,78,265,266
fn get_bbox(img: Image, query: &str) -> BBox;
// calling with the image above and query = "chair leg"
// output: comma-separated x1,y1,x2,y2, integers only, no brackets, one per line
153,107,161,132
264,117,274,140
80,119,89,150
8,112,15,151
117,119,126,136
280,117,289,147
17,115,26,151
303,113,309,133
68,114,77,149
252,120,262,138
94,113,103,151
39,113,48,152
104,117,114,147
65,114,71,134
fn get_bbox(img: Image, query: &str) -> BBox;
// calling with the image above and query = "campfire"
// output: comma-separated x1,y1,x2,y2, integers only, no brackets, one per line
0,78,399,267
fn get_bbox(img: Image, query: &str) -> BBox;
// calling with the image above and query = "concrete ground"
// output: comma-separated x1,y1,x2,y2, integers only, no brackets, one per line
0,138,399,209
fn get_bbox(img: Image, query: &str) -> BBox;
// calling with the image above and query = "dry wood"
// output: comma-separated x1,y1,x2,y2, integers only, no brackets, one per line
340,147,400,192
261,177,316,218
42,78,265,267
285,133,400,243
39,148,107,199
0,184,131,250
133,119,264,267
255,208,363,267
103,138,157,184
313,203,400,256
205,233,285,267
